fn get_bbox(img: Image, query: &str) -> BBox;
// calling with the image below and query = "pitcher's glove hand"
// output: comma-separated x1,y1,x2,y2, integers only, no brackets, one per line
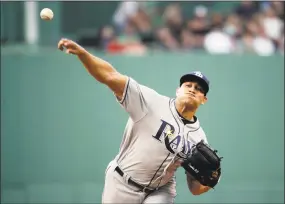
181,140,223,188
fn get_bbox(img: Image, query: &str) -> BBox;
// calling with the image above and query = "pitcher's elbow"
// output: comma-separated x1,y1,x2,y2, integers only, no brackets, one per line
189,187,206,196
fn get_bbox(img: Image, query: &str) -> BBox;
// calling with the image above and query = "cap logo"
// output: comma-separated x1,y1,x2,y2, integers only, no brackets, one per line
193,71,203,78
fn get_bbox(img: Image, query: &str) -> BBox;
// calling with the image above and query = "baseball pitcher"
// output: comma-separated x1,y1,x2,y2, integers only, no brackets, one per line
58,38,222,203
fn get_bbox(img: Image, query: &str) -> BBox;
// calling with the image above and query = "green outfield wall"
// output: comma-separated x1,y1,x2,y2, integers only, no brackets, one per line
1,48,284,203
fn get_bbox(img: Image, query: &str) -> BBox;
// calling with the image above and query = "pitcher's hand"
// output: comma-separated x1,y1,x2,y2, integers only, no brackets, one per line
57,38,85,55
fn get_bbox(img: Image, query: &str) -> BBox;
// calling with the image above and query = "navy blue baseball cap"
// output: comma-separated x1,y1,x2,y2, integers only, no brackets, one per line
180,71,210,94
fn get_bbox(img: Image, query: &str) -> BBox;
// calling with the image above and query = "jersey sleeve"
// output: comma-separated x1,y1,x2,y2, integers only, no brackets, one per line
116,77,159,123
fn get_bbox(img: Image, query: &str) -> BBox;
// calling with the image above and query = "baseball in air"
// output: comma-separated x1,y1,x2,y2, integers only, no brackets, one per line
40,8,54,20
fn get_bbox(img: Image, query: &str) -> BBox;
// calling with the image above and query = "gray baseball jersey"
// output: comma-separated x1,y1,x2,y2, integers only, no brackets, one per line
114,77,208,189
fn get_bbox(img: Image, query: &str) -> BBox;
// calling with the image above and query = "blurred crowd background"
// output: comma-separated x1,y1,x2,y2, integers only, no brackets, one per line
78,1,284,56
1,1,284,56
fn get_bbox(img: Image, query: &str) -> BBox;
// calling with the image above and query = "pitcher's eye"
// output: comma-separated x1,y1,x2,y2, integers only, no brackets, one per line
196,86,205,93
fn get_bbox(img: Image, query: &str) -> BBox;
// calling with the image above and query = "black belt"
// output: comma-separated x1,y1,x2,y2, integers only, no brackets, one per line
115,166,156,194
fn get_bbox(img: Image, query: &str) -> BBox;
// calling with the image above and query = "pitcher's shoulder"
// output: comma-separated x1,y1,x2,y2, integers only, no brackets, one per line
140,84,171,103
140,84,171,100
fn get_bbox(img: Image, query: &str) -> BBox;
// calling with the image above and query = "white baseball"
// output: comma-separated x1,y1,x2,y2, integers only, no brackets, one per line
40,8,54,20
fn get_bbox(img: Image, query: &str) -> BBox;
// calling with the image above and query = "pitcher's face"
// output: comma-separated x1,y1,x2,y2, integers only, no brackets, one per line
176,81,207,109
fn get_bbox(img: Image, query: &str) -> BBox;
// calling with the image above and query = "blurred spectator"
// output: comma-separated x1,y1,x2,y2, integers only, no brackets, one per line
112,1,156,49
262,6,284,42
155,3,192,51
252,35,275,56
187,5,210,34
210,13,224,29
223,14,243,39
204,29,234,54
180,29,196,50
187,5,211,49
235,1,258,20
128,7,152,34
112,1,141,33
100,26,116,49
260,1,284,19
163,3,184,43
242,13,276,56
155,27,180,50
241,30,255,53
271,1,284,19
202,12,234,54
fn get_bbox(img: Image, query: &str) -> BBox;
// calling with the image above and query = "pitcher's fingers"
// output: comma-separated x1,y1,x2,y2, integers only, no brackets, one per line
58,38,70,48
58,42,63,50
58,39,66,50
66,49,77,55
65,41,78,50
